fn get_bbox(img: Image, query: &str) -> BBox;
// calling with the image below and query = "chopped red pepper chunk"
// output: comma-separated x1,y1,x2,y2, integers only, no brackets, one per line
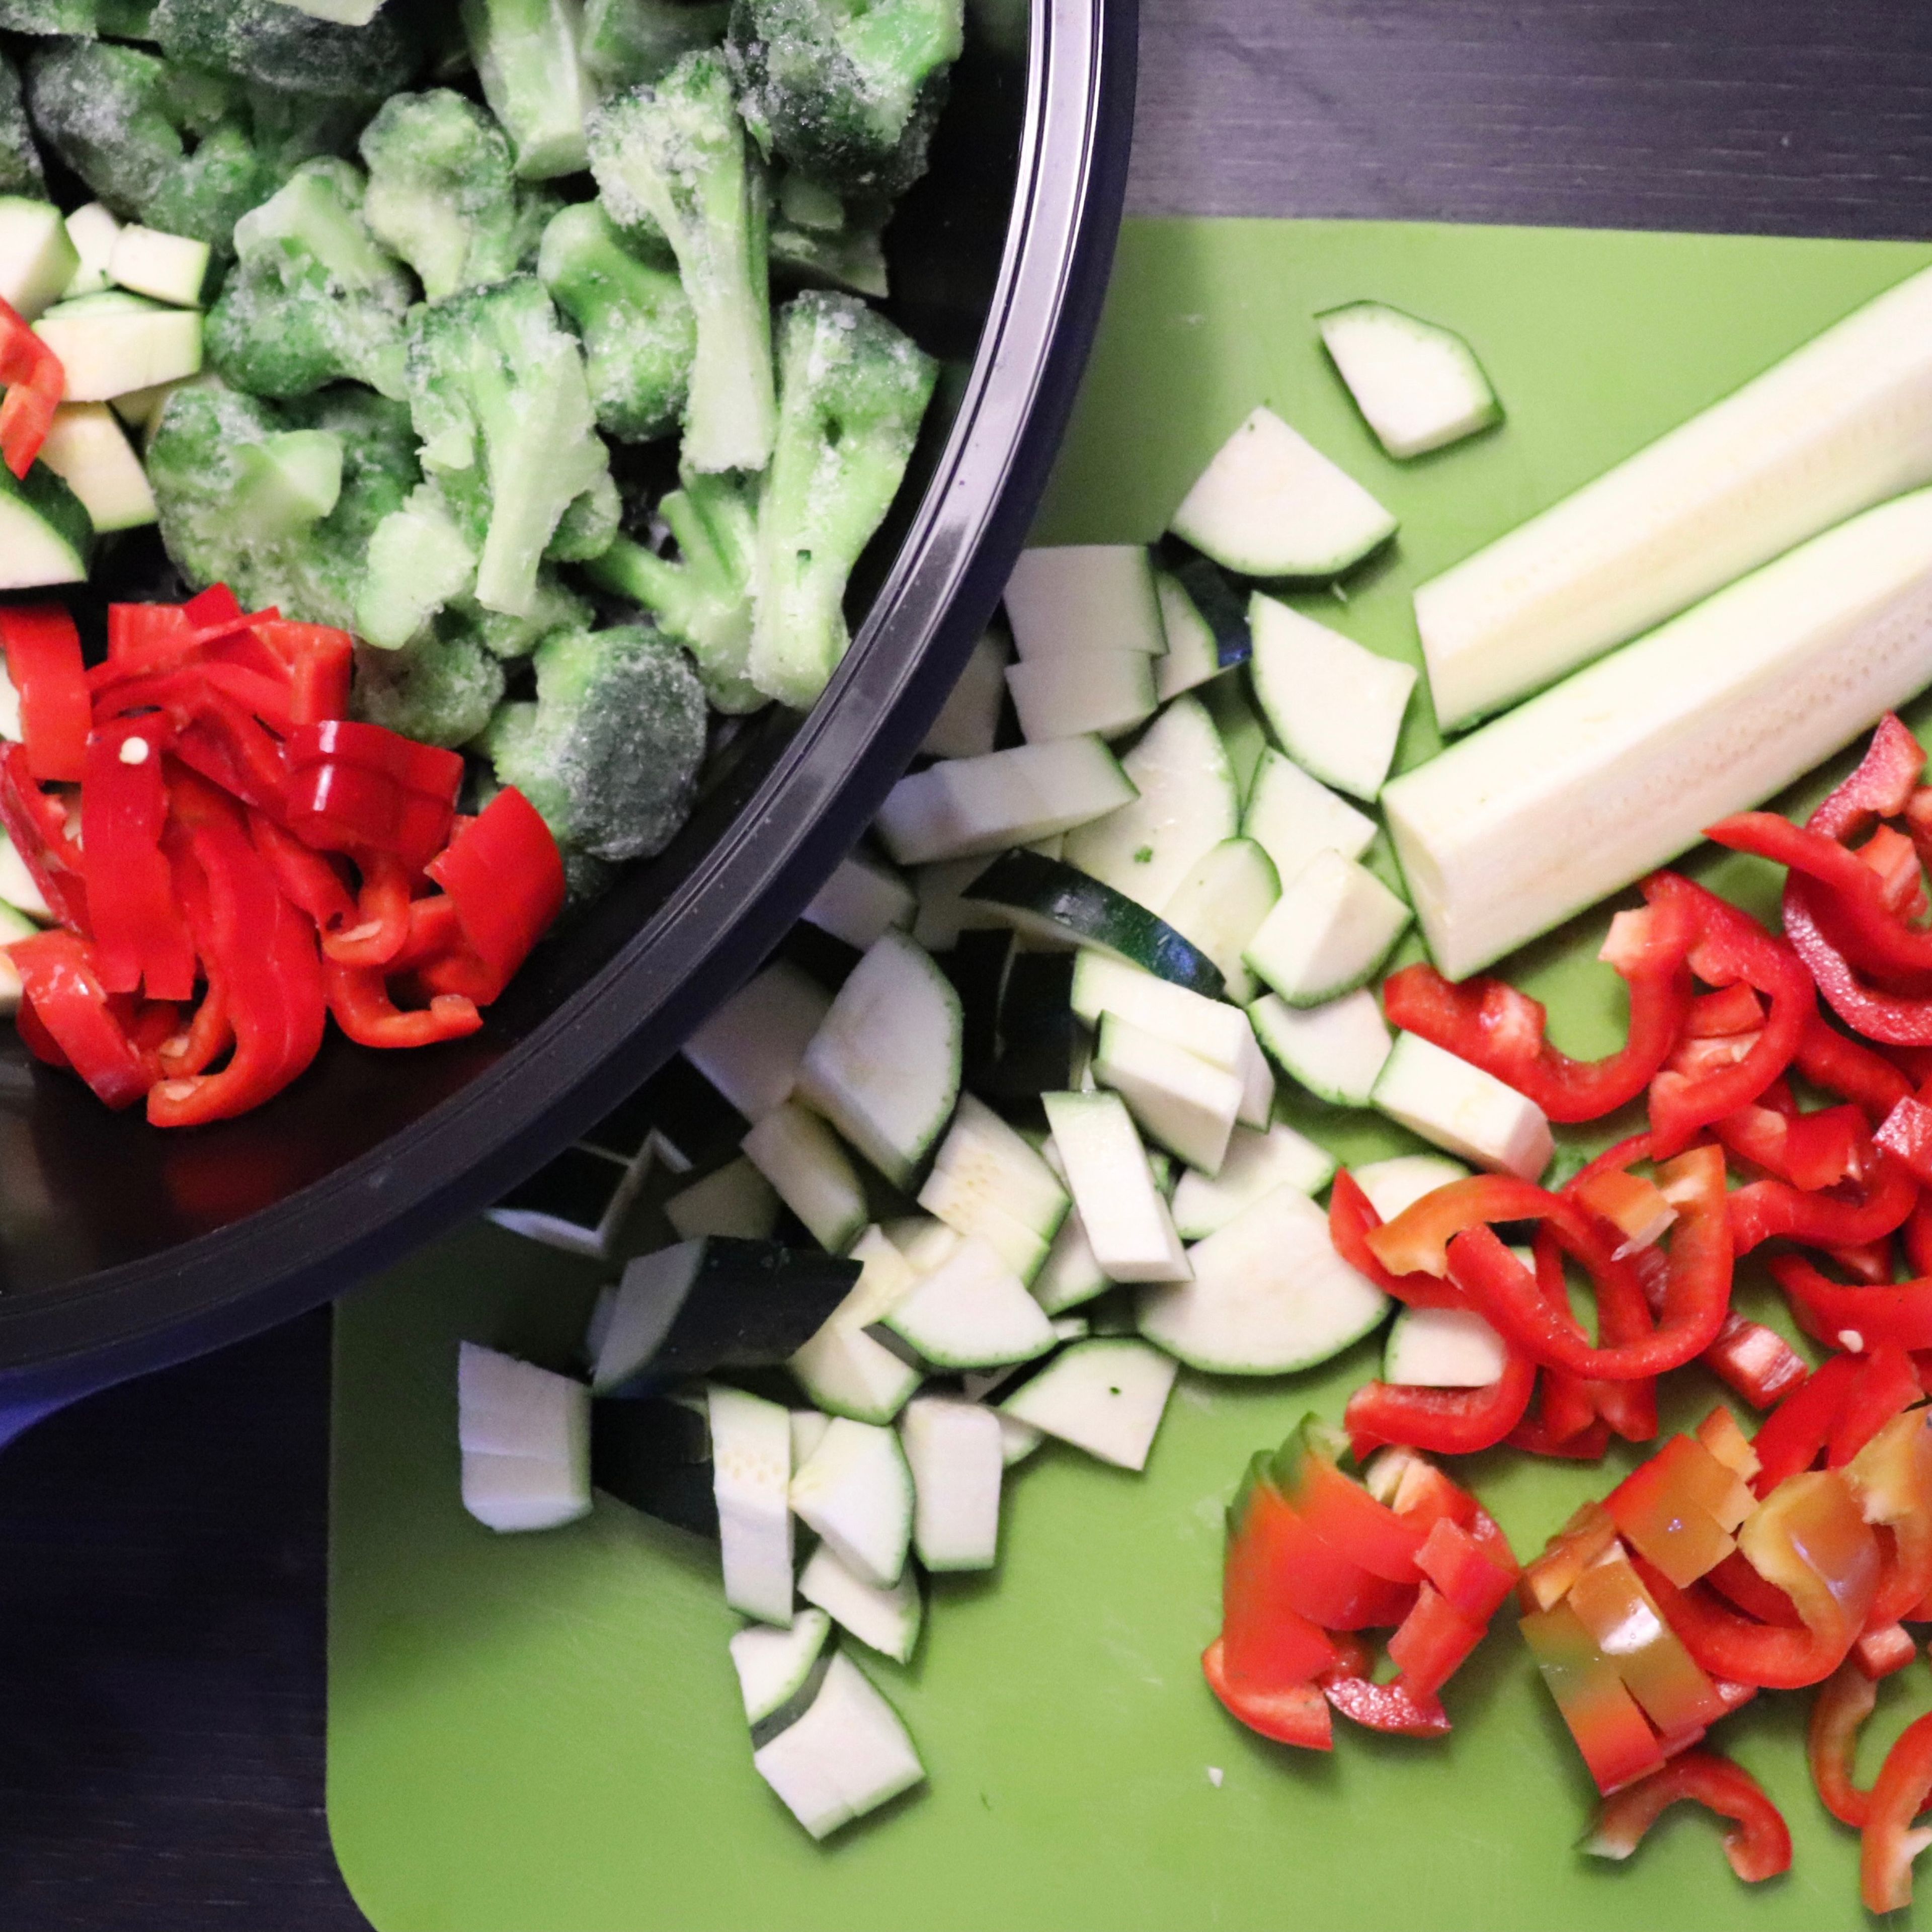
1519,1600,1667,1793
1200,1637,1332,1751
6,928,155,1108
0,294,63,478
1,603,90,783
1583,1749,1792,1881
1863,1709,1932,1911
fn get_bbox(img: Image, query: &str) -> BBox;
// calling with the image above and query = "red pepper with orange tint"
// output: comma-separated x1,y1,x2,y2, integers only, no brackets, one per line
0,295,62,478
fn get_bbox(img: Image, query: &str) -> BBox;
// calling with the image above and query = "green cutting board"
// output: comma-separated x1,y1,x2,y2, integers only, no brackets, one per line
329,219,1932,1931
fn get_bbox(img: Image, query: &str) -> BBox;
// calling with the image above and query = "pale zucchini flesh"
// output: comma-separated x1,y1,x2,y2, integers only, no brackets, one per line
1006,649,1159,743
1349,1153,1471,1223
1092,1010,1244,1177
666,1157,782,1242
921,628,1009,760
900,1396,1003,1571
999,1338,1178,1472
1041,1089,1191,1284
788,1226,925,1424
1386,488,1932,978
1160,837,1279,1006
874,736,1138,866
1318,301,1502,460
1029,1203,1110,1315
872,1232,1058,1370
1383,1304,1509,1387
683,960,831,1123
800,851,915,952
1415,262,1932,731
1153,568,1220,701
788,1416,914,1590
1241,746,1377,890
1372,1032,1554,1181
1243,849,1413,1008
731,1607,834,1725
741,1100,868,1253
1003,544,1167,660
1170,1121,1338,1240
709,1383,796,1626
1249,988,1392,1108
456,1342,592,1534
797,1542,923,1662
750,1651,924,1839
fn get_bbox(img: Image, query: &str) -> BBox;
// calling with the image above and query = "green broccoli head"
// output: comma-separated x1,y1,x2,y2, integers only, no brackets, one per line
352,629,506,750
746,289,936,708
581,0,730,93
459,0,591,180
205,157,413,398
442,575,594,661
585,467,761,711
0,51,43,198
727,0,960,199
148,379,420,631
483,622,708,862
770,172,888,297
150,0,424,101
586,51,773,474
358,89,550,301
536,201,694,443
403,273,612,620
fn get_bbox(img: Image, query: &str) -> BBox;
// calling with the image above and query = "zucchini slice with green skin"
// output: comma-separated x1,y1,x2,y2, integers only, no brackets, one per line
1247,592,1416,803
1004,544,1167,660
787,1227,926,1425
1137,1185,1389,1376
1006,648,1159,743
1092,1009,1244,1177
1041,1089,1191,1284
869,1232,1058,1371
683,960,830,1124
875,735,1139,866
1414,262,1932,732
1170,1121,1337,1241
750,1651,925,1840
1349,1153,1470,1222
708,1383,795,1626
918,1092,1069,1240
731,1608,834,1727
900,1395,1003,1572
1168,405,1397,580
1241,746,1376,891
1383,1304,1510,1388
1317,300,1502,460
1387,488,1932,979
588,1393,716,1537
1063,693,1238,911
1244,849,1412,1008
797,1543,923,1663
999,1338,1179,1472
789,1416,914,1590
1154,556,1251,702
665,1157,781,1242
1249,988,1392,1108
961,850,1224,999
1029,1204,1109,1314
0,455,91,589
796,930,962,1190
1371,1032,1554,1180
741,1099,869,1253
457,1342,591,1535
800,851,915,952
1160,836,1278,1006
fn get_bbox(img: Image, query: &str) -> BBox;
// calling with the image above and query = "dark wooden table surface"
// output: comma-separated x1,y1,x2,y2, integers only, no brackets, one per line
9,4,1932,1927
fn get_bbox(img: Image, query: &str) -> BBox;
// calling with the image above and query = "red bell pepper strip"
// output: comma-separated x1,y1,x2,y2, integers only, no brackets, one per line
0,295,62,478
248,811,357,936
1856,1622,1917,1679
1415,1515,1517,1620
1519,1600,1667,1793
0,603,89,783
1605,1434,1754,1587
1826,1343,1921,1468
1908,1195,1932,1279
1567,1543,1729,1732
1684,984,1764,1036
1705,1550,1801,1626
1328,1169,1464,1308
1818,714,1928,838
1844,1408,1932,1628
1199,1637,1331,1750
1344,1350,1536,1459
424,786,565,998
322,959,482,1050
1507,1413,1613,1459
79,719,197,1003
1825,1237,1897,1285
1270,1419,1428,1582
1797,1009,1913,1123
1727,1148,1916,1257
1221,1467,1340,1686
323,847,412,970
1641,872,1812,1158
1377,897,1694,1123
1518,1500,1619,1612
1784,881,1932,1044
1582,1749,1792,1881
1365,1172,1628,1284
253,620,352,726
1716,1096,1863,1191
1877,1093,1932,1185
1862,1709,1932,1911
1703,1309,1811,1410
1444,1147,1733,1381
1810,1661,1880,1827
282,719,462,870
1770,1252,1932,1354
1385,1583,1488,1699
1320,1670,1452,1737
1222,1452,1410,1631
147,774,325,1128
1751,1350,1858,1494
6,929,156,1108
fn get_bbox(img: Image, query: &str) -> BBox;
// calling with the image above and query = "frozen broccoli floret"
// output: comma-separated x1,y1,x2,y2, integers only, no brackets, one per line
355,480,477,648
548,469,622,561
536,202,694,443
358,89,542,301
581,0,728,92
770,173,887,296
482,622,706,861
205,158,413,398
352,630,506,749
244,81,370,180
746,289,935,707
586,468,760,710
0,0,153,34
401,274,612,619
148,380,419,630
728,0,960,198
150,0,423,101
0,53,44,196
586,51,773,474
442,575,593,660
459,0,591,180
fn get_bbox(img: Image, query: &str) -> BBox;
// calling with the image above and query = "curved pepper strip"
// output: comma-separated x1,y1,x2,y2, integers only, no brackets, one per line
1716,1095,1864,1192
323,848,413,970
253,620,352,727
248,811,356,936
1845,1407,1932,1627
1770,1253,1932,1354
1344,1350,1536,1459
1443,1147,1732,1382
424,787,566,997
1583,1749,1792,1881
1784,880,1932,1044
1642,873,1813,1158
79,719,197,1004
1827,1346,1921,1469
1751,1351,1861,1495
1796,1009,1913,1124
1727,1147,1916,1256
147,775,325,1128
1378,897,1694,1123
1329,1169,1467,1309
0,744,85,932
0,296,62,479
1200,1637,1331,1751
1862,1709,1932,1911
322,959,482,1050
6,929,155,1108
1366,1174,1623,1281
0,603,89,783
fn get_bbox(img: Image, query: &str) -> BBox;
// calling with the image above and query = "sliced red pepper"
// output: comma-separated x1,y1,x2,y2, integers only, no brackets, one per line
283,719,462,871
424,786,565,999
1518,1500,1619,1613
1199,1637,1331,1750
0,294,62,478
1703,1309,1811,1410
79,721,196,1003
1320,1670,1451,1737
1384,1583,1488,1699
1752,1351,1860,1494
1826,1343,1920,1467
1583,1749,1792,1882
1567,1543,1728,1733
253,620,352,726
1825,1237,1897,1285
1695,1404,1760,1480
148,773,325,1127
1221,1460,1341,1688
6,929,154,1108
1344,1350,1536,1459
1269,1418,1427,1582
1717,1096,1864,1191
1863,1708,1932,1910
1877,1093,1932,1186
1519,1600,1667,1794
1378,896,1693,1123
1856,1622,1917,1679
1328,1168,1464,1308
248,811,356,936
1705,1549,1800,1626
1797,1009,1914,1123
1605,1433,1755,1587
323,847,412,970
1844,1408,1932,1628
322,959,481,1050
1784,881,1932,1045
1684,984,1763,1036
1415,1515,1518,1621
1222,1453,1409,1632
1771,1252,1932,1354
1507,1413,1613,1459
1641,872,1812,1158
1,603,89,783
1727,1147,1916,1257
1811,1660,1880,1827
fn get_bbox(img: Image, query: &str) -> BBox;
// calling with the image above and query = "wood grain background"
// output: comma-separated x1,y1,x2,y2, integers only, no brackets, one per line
8,3,1929,1924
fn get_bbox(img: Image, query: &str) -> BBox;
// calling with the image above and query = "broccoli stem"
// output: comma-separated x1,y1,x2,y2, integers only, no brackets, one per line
587,52,774,474
459,0,593,180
